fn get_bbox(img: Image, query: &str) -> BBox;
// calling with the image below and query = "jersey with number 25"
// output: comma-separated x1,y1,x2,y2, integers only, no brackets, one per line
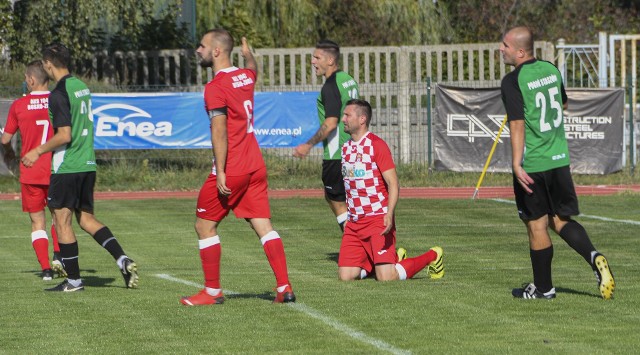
204,67,264,176
501,59,569,173
4,91,53,184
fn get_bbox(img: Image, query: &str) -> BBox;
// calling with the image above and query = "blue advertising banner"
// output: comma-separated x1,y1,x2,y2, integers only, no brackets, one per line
92,92,319,149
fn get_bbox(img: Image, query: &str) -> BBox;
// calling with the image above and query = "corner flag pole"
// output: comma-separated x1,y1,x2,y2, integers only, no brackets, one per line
472,115,508,200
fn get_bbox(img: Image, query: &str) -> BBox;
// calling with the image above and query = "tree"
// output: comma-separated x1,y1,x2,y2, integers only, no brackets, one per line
8,0,191,68
195,0,453,48
442,0,640,43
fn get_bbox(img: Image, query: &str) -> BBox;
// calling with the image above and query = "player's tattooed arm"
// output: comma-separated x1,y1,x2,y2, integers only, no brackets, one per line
293,117,338,158
306,116,338,146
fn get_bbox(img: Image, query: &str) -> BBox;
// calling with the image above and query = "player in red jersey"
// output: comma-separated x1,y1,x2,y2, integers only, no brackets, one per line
180,29,295,305
1,60,63,281
338,99,444,281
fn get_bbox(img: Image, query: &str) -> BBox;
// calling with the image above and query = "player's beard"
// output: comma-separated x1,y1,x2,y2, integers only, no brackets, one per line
199,56,213,68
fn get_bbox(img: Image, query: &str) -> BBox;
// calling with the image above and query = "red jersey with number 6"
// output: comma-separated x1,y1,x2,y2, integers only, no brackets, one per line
203,67,265,177
4,91,53,185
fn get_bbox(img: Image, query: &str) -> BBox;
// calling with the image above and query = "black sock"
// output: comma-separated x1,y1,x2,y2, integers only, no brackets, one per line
92,227,125,260
60,242,80,280
558,220,595,264
530,246,553,293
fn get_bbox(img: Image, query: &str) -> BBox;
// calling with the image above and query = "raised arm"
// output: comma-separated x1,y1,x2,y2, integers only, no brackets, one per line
241,37,257,78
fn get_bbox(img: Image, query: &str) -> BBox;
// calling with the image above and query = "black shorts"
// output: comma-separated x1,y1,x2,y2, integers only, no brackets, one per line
513,165,579,220
48,171,96,212
322,160,345,202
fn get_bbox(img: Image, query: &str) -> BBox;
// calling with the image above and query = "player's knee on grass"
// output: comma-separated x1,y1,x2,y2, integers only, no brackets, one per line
338,266,362,281
374,263,399,281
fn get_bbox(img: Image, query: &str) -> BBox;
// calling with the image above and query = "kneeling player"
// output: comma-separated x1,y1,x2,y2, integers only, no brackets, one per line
338,99,443,281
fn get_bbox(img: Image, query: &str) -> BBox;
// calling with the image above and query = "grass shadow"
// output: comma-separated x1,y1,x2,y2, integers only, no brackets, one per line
325,252,339,263
555,287,601,299
226,291,274,301
82,275,119,288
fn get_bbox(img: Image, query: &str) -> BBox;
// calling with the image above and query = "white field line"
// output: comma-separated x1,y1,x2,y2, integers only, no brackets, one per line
490,199,640,225
154,273,411,355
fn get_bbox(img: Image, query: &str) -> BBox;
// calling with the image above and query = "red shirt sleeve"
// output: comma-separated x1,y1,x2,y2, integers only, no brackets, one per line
4,101,19,134
373,135,395,173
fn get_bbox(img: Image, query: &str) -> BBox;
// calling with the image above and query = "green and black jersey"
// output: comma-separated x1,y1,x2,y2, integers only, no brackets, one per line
49,75,96,174
317,70,359,160
501,59,569,173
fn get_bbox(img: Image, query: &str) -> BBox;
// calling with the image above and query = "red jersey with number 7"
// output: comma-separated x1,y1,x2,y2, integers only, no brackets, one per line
203,67,265,177
4,91,53,185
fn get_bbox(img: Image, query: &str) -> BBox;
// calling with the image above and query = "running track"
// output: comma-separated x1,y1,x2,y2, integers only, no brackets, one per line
1,185,639,201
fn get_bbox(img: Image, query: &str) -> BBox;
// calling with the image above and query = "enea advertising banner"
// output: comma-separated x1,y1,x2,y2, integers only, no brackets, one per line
91,92,319,150
434,86,624,174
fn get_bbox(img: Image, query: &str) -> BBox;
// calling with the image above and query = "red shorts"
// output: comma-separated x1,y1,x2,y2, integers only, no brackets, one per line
21,183,49,213
338,215,397,273
196,166,271,221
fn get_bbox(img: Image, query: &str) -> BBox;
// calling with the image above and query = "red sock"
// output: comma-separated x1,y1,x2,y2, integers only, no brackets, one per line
261,231,290,287
51,224,60,253
398,249,436,279
199,236,221,289
31,230,51,270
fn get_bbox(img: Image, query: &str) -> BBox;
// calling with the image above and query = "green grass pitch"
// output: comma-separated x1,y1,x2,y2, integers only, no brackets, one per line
1,195,639,353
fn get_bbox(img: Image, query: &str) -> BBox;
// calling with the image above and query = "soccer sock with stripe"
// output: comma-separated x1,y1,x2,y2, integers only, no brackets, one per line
261,231,290,287
337,212,348,232
199,236,221,290
92,227,126,261
397,249,437,279
60,241,80,280
530,246,553,293
558,220,596,265
31,230,51,270
51,224,60,253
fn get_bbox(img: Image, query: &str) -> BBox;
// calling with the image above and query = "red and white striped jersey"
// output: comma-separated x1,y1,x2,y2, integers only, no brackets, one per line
341,131,395,222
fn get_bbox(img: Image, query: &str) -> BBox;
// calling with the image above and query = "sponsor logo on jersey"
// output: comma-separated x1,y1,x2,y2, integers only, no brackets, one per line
343,163,367,178
93,103,172,138
377,250,388,255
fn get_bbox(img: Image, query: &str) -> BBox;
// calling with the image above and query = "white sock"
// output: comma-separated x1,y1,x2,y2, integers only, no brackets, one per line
395,264,407,280
31,230,48,243
67,278,83,287
116,255,128,270
260,231,280,245
336,212,348,225
206,287,222,296
199,235,221,249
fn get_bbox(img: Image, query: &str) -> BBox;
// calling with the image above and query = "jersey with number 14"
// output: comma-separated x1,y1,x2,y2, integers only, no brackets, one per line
318,70,359,160
4,91,53,184
49,75,96,174
501,59,569,173
204,67,264,177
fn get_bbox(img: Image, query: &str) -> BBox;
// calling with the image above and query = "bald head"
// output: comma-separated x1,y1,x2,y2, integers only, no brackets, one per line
500,26,535,67
506,26,534,56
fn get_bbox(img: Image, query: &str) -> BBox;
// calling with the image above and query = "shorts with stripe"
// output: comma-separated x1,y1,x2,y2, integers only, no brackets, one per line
513,165,579,220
